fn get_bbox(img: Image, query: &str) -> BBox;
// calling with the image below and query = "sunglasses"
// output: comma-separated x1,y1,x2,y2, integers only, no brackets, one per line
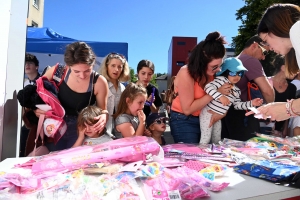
256,42,268,56
260,33,270,47
145,87,155,106
259,45,268,56
212,65,221,71
154,118,168,124
107,52,126,64
228,71,244,77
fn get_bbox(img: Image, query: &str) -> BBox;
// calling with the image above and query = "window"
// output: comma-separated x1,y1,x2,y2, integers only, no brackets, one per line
176,61,185,66
33,0,39,9
177,41,186,45
32,21,38,27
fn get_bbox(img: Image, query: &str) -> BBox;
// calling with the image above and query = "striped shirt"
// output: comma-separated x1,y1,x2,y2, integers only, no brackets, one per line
205,76,252,115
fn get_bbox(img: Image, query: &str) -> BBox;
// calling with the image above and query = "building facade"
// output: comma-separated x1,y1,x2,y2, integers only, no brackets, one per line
167,37,197,86
27,0,44,27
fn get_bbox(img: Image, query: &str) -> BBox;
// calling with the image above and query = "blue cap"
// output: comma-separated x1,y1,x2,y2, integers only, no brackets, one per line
216,57,247,76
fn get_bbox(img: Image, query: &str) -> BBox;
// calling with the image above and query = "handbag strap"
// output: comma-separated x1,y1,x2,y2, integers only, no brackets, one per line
32,114,45,157
247,82,259,101
88,71,95,105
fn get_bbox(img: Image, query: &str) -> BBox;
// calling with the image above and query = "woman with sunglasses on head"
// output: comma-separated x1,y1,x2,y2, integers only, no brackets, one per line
136,59,163,118
200,58,263,144
246,4,300,121
170,31,232,144
36,42,109,151
99,53,130,137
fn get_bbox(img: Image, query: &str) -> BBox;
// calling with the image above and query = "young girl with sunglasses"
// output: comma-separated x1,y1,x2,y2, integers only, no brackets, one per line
113,83,147,138
199,57,263,144
146,113,168,145
72,106,113,147
99,53,130,137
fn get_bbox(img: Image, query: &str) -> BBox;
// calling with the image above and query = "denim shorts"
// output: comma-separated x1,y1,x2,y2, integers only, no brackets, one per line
169,110,200,144
46,115,78,152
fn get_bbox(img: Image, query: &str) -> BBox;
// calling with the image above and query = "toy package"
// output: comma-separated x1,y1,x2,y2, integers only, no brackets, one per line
15,136,162,175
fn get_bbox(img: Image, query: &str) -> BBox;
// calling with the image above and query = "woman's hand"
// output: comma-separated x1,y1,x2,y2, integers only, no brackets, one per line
33,108,47,117
93,114,107,133
217,83,232,95
245,102,290,121
208,110,226,128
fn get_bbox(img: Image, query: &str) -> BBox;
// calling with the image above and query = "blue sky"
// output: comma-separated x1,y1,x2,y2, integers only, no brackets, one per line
44,0,245,74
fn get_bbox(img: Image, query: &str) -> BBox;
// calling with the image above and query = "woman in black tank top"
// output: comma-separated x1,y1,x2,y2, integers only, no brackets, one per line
38,42,109,151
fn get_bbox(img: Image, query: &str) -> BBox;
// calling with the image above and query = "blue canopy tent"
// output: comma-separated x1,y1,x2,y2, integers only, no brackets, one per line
26,27,128,72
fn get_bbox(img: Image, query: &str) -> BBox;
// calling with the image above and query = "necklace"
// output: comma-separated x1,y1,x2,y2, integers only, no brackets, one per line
273,78,287,89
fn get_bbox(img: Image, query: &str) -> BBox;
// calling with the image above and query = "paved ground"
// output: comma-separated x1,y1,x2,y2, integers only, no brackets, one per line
163,125,174,144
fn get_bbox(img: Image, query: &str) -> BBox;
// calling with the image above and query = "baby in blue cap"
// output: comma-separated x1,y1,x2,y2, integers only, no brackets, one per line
199,57,263,144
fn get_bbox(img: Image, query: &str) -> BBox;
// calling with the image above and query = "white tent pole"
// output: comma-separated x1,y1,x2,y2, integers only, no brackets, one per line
0,0,28,160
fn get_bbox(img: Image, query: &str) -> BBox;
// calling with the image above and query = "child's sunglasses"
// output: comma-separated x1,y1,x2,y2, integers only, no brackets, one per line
228,71,244,77
154,118,168,124
145,87,155,106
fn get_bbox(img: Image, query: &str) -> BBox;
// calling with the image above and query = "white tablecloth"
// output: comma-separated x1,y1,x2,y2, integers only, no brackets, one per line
1,157,300,200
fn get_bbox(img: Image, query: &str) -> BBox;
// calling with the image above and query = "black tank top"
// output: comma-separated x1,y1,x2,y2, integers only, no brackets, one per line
58,69,99,116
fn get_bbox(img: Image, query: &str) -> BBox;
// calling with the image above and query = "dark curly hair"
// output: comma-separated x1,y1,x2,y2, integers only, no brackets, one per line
188,31,226,87
25,53,39,66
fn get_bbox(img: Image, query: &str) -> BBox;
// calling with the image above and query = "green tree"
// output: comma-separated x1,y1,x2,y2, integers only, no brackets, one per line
129,68,159,87
130,68,137,83
150,73,158,87
232,0,300,76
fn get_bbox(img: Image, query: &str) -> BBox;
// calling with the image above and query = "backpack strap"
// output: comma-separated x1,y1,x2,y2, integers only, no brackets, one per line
52,64,67,86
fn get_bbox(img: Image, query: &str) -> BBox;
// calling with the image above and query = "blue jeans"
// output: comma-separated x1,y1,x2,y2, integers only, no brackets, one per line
170,110,200,144
46,115,78,152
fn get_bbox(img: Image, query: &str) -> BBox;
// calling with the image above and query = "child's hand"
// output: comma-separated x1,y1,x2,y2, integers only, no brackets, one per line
147,95,155,104
251,98,263,106
219,96,230,106
78,127,86,139
137,110,146,123
144,128,152,137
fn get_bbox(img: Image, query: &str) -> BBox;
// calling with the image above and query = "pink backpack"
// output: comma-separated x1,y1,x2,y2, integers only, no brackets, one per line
35,77,67,143
29,136,162,174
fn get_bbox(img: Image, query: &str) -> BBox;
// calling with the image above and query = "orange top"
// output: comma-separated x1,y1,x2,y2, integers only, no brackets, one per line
171,76,213,117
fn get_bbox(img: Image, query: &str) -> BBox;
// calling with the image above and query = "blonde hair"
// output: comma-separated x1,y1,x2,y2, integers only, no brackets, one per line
113,83,147,119
99,53,130,82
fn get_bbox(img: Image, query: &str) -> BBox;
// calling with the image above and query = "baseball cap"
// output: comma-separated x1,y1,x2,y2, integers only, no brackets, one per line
216,57,247,76
146,113,168,127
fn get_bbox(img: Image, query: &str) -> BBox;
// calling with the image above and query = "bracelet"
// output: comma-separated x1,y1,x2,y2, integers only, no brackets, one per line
290,99,300,116
286,100,292,117
101,110,109,115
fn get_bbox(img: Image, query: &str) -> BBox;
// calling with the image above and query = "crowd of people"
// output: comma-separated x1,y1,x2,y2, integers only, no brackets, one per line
20,3,300,156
